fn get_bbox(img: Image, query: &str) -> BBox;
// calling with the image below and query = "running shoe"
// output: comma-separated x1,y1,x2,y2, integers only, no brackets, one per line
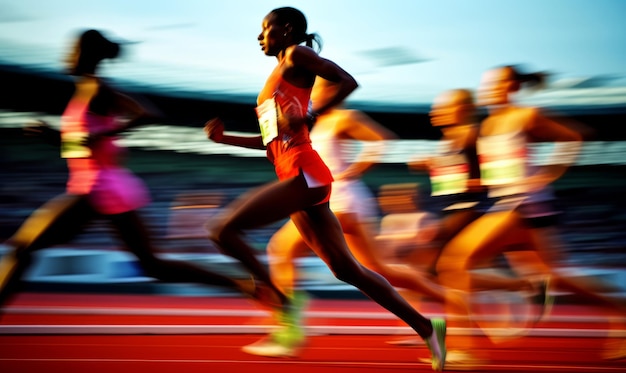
273,290,308,346
242,291,309,358
241,326,305,358
419,350,488,371
424,318,447,371
277,290,309,328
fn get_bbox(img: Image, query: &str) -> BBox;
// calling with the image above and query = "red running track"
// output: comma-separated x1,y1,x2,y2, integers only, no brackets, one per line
0,292,624,373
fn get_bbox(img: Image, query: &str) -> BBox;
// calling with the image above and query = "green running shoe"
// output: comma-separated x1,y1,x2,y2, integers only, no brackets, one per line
242,291,309,358
241,325,305,358
425,318,447,371
277,290,309,328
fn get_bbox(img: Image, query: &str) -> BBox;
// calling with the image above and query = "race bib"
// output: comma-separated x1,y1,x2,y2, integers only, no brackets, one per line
256,97,279,146
429,153,469,196
61,131,91,158
479,135,526,186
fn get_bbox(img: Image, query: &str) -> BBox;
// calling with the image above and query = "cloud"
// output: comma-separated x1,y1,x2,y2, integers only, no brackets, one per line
357,47,430,67
550,75,624,89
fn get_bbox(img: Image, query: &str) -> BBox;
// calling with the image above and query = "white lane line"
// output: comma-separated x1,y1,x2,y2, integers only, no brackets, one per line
0,357,623,371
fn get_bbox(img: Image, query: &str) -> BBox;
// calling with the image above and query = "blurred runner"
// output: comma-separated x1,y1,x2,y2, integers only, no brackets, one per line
419,88,555,367
436,65,625,361
0,29,264,310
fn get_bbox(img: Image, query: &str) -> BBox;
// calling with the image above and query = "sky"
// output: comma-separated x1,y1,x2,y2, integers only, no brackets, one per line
1,0,625,109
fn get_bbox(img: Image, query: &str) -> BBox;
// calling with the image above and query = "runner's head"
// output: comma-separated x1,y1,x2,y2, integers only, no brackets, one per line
430,89,476,127
66,29,121,76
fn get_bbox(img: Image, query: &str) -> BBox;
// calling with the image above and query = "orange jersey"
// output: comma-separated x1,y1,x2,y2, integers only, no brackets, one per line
257,63,313,164
257,64,334,193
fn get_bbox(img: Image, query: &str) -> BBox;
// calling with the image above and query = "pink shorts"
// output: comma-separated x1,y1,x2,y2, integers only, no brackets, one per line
67,166,150,215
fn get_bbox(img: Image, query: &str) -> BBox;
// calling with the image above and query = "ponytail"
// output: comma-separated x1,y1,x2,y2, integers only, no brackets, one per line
72,29,122,75
81,29,121,60
506,65,547,89
303,33,323,53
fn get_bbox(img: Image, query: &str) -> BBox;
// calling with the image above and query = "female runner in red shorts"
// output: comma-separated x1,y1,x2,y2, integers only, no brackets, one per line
204,6,447,370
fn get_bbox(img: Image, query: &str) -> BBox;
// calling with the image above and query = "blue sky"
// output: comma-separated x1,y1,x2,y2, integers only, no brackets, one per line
1,0,625,108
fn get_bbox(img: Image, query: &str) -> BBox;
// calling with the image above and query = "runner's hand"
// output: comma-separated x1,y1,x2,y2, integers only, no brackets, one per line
204,118,225,142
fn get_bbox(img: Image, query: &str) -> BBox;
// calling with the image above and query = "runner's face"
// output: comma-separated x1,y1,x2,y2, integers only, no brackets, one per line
477,68,513,106
430,92,463,127
64,39,81,74
258,14,285,57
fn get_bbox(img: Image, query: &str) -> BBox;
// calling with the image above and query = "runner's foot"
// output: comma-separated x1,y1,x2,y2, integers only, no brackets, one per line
419,350,488,371
242,291,309,358
424,318,447,371
241,326,305,358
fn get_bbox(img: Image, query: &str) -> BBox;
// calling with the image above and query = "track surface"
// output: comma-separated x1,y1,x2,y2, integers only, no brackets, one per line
1,292,624,372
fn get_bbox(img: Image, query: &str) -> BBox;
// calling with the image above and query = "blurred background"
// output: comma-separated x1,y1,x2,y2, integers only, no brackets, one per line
0,0,625,297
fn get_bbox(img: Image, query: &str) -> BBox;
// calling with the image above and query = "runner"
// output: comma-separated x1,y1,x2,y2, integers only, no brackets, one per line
243,78,461,358
0,29,267,311
203,7,447,370
436,65,624,360
409,88,545,366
